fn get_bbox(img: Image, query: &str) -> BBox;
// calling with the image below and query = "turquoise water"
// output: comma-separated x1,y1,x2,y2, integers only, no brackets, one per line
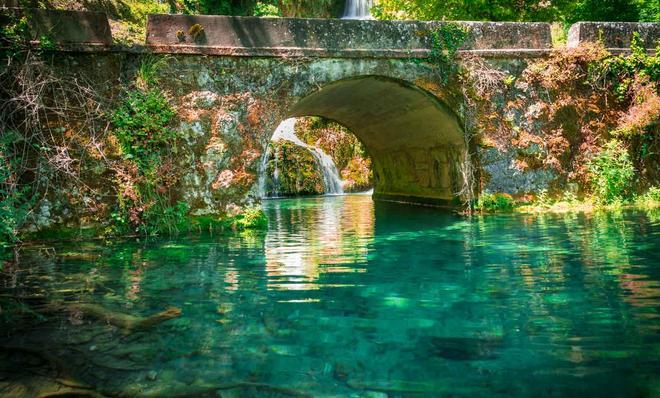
1,195,659,397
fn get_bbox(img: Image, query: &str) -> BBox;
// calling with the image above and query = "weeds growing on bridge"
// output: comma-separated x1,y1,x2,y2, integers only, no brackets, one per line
459,35,659,209
427,22,469,83
110,56,190,236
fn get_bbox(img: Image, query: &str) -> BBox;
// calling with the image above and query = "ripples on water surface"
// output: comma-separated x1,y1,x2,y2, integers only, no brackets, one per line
1,195,659,397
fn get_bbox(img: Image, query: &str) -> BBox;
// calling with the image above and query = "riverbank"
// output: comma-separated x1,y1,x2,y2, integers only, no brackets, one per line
475,188,660,215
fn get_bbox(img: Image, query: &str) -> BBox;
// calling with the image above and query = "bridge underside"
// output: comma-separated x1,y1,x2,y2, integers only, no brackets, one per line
288,76,466,206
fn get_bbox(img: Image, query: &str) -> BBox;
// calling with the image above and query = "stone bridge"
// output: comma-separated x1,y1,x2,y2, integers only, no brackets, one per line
9,9,660,211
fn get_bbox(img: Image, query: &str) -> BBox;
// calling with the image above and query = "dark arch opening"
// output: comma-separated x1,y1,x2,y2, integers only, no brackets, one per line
286,75,467,206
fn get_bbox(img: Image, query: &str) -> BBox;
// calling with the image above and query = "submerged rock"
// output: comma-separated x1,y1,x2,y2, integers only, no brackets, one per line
417,336,504,361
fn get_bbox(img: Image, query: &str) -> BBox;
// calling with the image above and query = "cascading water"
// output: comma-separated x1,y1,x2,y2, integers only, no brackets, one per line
341,0,373,19
260,118,344,198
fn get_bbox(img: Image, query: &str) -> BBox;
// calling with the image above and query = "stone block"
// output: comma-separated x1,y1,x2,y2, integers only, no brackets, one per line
568,22,659,49
1,8,112,45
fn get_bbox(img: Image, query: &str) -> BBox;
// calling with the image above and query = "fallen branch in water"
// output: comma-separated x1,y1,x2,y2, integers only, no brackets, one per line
66,304,182,332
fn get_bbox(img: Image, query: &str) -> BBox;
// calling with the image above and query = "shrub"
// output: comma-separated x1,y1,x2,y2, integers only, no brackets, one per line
429,23,469,64
587,139,635,204
0,131,33,248
636,186,660,206
110,87,185,235
341,156,372,192
476,193,515,212
227,207,268,230
254,2,281,16
111,89,176,169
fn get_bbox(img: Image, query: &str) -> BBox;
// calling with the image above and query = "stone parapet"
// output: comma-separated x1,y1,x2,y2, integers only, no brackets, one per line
2,9,658,58
145,14,553,55
0,8,112,45
568,22,659,50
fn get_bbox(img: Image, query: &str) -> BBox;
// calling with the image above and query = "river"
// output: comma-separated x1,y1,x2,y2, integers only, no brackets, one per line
1,195,659,397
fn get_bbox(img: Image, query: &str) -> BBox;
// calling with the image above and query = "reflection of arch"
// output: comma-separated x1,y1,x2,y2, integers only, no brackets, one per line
285,75,466,206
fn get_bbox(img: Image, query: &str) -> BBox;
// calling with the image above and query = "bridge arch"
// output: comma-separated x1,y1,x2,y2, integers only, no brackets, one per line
282,75,467,206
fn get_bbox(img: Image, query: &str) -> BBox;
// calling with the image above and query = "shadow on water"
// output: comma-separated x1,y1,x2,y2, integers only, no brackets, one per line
1,196,659,397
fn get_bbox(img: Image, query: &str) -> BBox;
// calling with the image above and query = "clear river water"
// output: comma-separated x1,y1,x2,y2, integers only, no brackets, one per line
1,195,659,397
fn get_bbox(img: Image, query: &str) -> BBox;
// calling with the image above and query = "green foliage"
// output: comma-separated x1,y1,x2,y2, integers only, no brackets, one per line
0,14,29,57
636,186,660,206
427,23,469,82
588,140,636,204
178,0,341,17
181,0,257,15
228,207,268,229
373,0,571,22
429,23,469,64
112,89,176,169
144,200,190,234
636,0,660,22
0,131,33,248
254,2,281,16
136,56,168,88
590,33,659,101
476,193,515,212
566,0,642,24
0,14,28,43
38,34,56,50
110,66,187,235
372,0,656,23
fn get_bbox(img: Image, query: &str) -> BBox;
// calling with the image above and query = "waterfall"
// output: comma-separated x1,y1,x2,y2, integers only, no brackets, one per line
260,118,344,198
341,0,373,19
257,149,270,198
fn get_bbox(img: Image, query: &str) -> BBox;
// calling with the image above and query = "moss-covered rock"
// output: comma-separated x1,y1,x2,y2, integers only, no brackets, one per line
295,117,373,192
265,139,325,196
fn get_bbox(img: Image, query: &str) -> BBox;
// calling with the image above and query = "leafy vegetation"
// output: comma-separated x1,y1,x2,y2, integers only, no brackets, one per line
171,0,341,17
476,193,515,212
112,89,176,168
226,206,268,229
109,59,191,235
429,23,469,63
372,0,659,23
636,186,660,207
587,140,636,204
0,131,33,249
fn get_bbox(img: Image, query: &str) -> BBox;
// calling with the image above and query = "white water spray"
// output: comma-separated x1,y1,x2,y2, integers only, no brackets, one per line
260,118,344,198
341,0,373,19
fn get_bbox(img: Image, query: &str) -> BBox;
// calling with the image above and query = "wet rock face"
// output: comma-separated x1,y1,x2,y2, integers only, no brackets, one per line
264,140,326,197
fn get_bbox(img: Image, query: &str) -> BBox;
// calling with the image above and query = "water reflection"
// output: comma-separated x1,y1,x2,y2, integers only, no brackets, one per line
1,196,659,397
264,195,374,291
